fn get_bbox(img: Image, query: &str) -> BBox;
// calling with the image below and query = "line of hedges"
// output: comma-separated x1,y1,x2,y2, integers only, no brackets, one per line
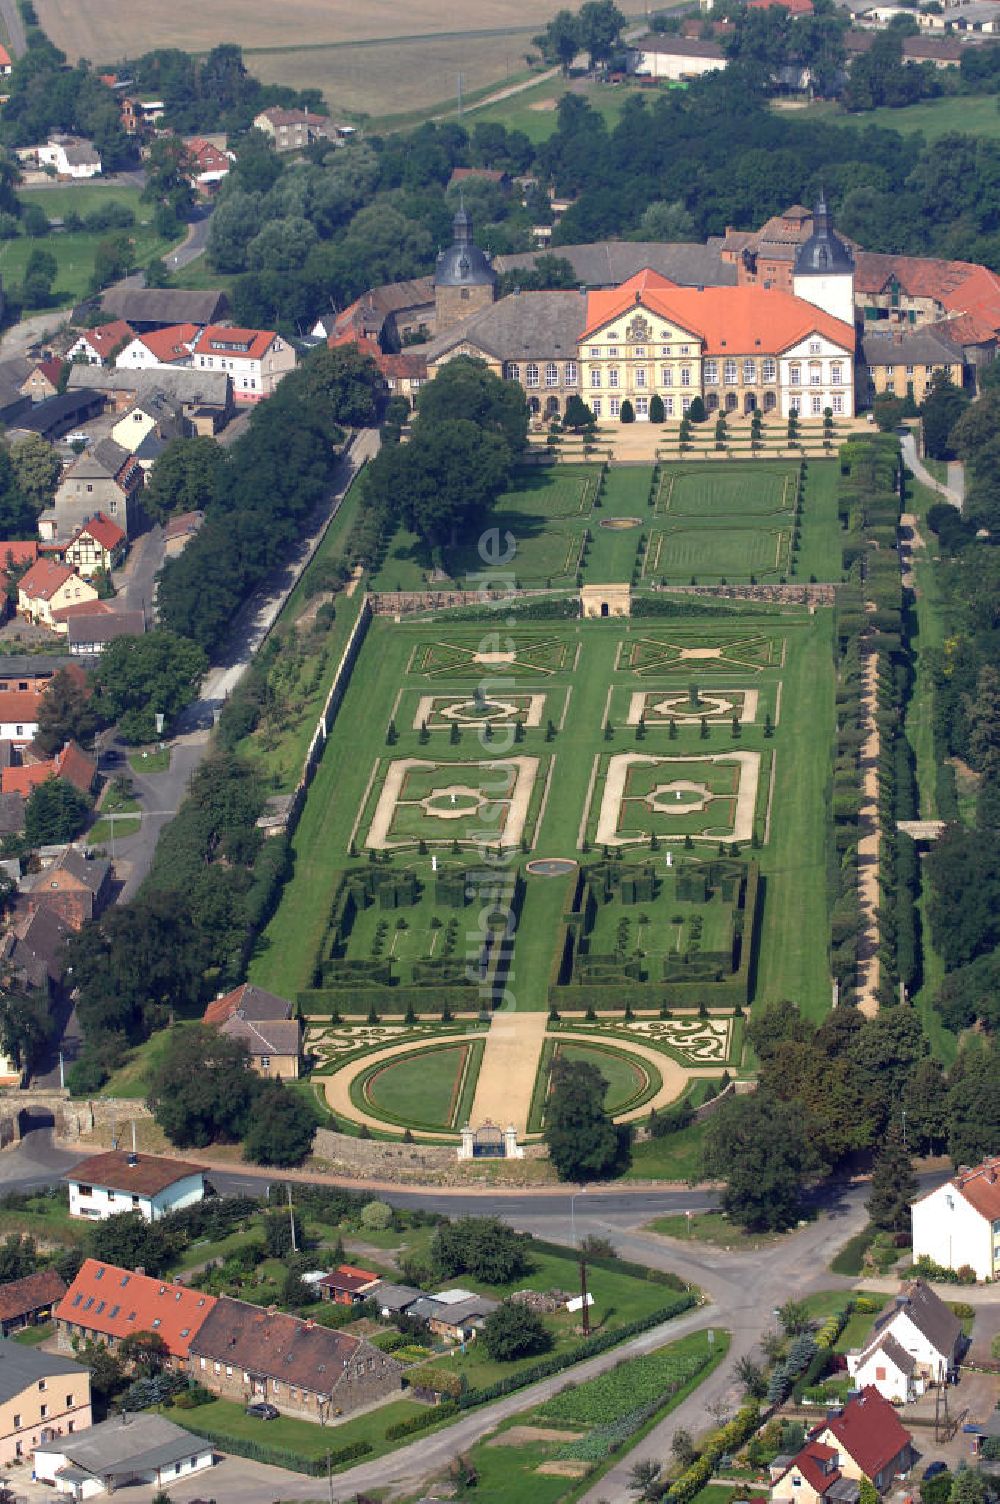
168,1417,372,1476
385,1401,459,1439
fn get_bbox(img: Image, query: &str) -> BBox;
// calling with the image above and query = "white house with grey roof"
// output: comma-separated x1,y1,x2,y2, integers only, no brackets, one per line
846,1280,963,1402
33,1412,214,1498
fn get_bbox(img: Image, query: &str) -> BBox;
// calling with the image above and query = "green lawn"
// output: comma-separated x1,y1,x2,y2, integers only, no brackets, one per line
3,186,183,308
623,1117,708,1181
553,1041,651,1113
467,75,667,144
128,746,170,775
87,814,141,845
363,1041,476,1130
170,1394,428,1464
98,1022,196,1098
646,1210,781,1250
778,92,1000,143
12,1322,54,1346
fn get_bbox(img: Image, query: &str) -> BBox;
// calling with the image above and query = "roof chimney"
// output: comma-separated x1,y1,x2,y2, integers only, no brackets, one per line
134,1266,145,1277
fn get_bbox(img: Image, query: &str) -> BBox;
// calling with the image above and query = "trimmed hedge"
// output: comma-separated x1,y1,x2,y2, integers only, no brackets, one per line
385,1401,458,1439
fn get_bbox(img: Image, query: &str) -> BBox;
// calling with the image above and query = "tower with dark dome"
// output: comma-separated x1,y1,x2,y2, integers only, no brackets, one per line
434,203,498,333
792,194,855,326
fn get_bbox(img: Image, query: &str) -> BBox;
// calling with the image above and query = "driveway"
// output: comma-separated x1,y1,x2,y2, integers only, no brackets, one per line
901,432,964,513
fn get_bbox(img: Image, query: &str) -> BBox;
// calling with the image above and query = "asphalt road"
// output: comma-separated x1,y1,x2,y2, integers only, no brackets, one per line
0,0,26,56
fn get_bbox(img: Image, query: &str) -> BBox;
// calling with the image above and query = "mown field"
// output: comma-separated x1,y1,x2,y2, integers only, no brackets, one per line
775,92,1000,142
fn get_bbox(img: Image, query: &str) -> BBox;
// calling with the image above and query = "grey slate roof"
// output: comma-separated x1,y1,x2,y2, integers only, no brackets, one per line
631,33,726,58
867,1279,962,1362
9,389,99,436
100,287,230,328
219,1013,301,1056
420,290,585,364
0,793,24,835
67,610,145,648
38,1412,210,1478
862,327,965,367
369,1282,423,1313
0,655,74,678
492,239,735,291
0,1335,88,1404
67,365,232,408
407,1294,499,1326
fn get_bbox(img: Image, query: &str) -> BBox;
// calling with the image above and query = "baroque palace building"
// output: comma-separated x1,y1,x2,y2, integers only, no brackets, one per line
420,199,857,420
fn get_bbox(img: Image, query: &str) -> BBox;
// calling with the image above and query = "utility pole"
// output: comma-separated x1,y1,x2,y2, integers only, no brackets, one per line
287,1183,297,1253
457,72,464,115
580,1253,590,1337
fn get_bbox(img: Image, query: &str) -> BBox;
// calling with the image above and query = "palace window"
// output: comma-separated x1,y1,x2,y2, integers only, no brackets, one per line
809,341,820,354
809,364,822,386
680,345,690,355
590,369,602,389
525,364,539,388
589,346,600,358
789,364,801,385
762,358,776,382
832,394,844,414
636,396,649,416
886,379,895,393
592,399,602,417
811,395,822,415
743,359,756,384
664,396,674,416
545,363,559,387
609,347,619,358
634,347,646,358
610,397,620,417
635,368,646,388
831,365,842,386
565,362,577,386
905,364,914,377
502,362,519,381
661,367,673,386
660,346,670,356
724,359,737,384
680,366,691,387
681,396,691,413
609,368,619,389
789,399,800,415
703,360,718,384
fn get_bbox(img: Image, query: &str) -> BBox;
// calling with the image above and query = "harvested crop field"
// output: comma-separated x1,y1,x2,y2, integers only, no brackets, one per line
36,0,565,116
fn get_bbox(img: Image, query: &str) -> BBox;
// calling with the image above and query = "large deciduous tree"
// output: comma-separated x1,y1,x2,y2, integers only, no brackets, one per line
93,630,207,743
34,667,102,755
24,778,90,845
543,1055,618,1181
142,437,223,524
701,1093,819,1231
415,356,528,456
147,1025,257,1148
481,1302,552,1362
241,1078,317,1167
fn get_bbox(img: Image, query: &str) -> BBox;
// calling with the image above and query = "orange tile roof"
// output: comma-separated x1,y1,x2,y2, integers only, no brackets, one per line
80,321,135,359
855,252,1000,344
0,45,12,68
193,324,278,362
1,762,54,795
76,512,127,551
136,323,200,364
0,692,43,726
748,0,814,12
19,558,76,601
0,542,39,572
56,1259,217,1360
951,1157,1000,1221
582,270,854,353
54,741,96,796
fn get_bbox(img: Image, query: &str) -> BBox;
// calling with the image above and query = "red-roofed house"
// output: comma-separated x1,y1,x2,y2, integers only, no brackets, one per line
20,358,65,403
327,330,427,400
448,167,512,192
185,138,232,190
911,1156,1000,1280
17,560,97,628
0,691,43,744
772,1391,913,1504
115,323,200,371
0,44,12,76
748,0,814,13
56,1260,217,1366
319,1265,380,1306
188,325,296,402
66,321,135,366
63,513,128,579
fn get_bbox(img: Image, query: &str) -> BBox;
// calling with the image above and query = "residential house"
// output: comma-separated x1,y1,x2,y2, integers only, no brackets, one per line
3,903,70,994
64,1152,206,1222
253,107,332,152
66,322,135,367
18,844,110,929
17,560,97,628
628,34,729,80
63,513,128,579
45,439,143,541
862,326,966,405
118,96,165,135
114,324,199,372
66,608,145,657
331,277,436,351
0,792,24,836
846,1281,963,1402
33,1412,213,1499
0,655,74,693
327,331,426,402
0,45,12,77
203,982,302,1078
65,366,233,432
55,1260,216,1364
772,1389,914,1503
405,1289,500,1342
185,137,231,189
447,166,512,193
187,325,296,403
20,358,65,403
748,0,814,11
318,1266,380,1305
0,1337,91,1467
35,136,102,179
911,1157,1000,1280
0,691,42,743
98,287,230,331
188,1296,404,1422
0,1269,66,1336
854,251,1000,373
110,390,187,464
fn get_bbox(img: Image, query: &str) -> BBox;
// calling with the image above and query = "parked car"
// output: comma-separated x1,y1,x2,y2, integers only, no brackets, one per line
923,1462,948,1480
102,749,121,764
245,1403,280,1421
